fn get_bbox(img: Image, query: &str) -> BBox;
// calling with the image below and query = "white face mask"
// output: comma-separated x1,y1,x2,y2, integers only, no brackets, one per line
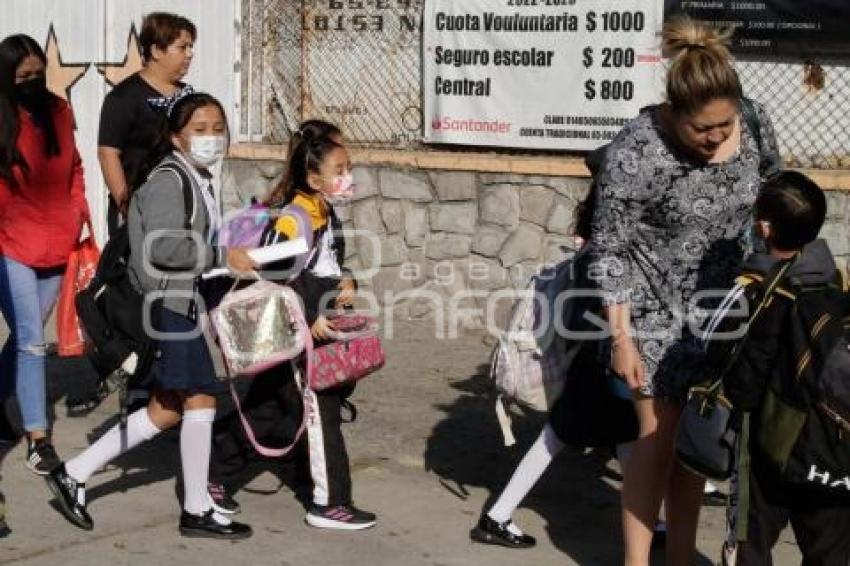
187,135,226,167
320,172,355,204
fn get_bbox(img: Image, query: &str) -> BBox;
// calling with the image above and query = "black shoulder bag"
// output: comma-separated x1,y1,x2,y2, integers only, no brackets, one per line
675,258,795,480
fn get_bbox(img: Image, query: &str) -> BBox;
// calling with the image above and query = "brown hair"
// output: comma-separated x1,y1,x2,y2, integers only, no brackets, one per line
662,15,742,115
140,12,197,62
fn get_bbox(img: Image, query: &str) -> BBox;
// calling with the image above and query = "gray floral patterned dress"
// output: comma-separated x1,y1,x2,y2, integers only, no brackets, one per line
588,101,779,400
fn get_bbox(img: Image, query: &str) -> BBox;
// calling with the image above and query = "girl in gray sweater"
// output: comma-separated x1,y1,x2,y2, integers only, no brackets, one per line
46,93,255,539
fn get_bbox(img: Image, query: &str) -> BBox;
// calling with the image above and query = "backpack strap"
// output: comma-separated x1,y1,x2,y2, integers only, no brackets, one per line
328,206,346,269
735,412,753,542
228,305,314,458
706,258,797,394
151,161,200,320
738,271,797,300
151,162,195,231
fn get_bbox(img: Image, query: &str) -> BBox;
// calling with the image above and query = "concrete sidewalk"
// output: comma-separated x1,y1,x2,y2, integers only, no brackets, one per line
0,320,800,565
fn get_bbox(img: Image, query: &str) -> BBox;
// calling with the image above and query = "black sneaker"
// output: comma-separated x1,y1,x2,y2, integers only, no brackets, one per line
26,440,60,475
179,509,252,540
45,464,93,530
470,514,536,549
207,481,240,515
305,504,376,530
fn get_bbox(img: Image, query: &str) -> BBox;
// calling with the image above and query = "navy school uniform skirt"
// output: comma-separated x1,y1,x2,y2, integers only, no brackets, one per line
148,307,223,395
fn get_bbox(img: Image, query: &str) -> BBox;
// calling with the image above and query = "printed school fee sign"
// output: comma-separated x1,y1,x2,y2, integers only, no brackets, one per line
666,0,850,58
422,0,664,151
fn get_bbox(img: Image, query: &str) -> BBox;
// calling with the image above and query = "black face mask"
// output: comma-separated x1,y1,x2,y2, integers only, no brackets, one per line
13,75,60,156
14,75,52,111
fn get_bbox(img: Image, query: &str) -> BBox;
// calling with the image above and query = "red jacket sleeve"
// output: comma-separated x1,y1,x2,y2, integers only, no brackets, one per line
63,104,89,225
70,146,89,222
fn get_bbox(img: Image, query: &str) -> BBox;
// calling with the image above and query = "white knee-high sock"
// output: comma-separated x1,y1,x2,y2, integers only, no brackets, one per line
488,423,565,533
66,408,161,485
180,408,216,516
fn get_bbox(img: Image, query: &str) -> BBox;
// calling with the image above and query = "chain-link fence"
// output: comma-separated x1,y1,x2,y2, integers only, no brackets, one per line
738,60,850,168
240,0,421,147
240,0,850,168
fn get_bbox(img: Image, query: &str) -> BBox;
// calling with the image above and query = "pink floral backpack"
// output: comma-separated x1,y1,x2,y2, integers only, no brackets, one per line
308,313,385,391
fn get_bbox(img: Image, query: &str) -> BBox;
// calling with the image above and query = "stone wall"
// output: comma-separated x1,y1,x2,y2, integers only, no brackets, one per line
222,158,850,330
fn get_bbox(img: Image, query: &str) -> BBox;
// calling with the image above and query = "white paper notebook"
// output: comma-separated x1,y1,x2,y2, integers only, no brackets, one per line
202,238,309,279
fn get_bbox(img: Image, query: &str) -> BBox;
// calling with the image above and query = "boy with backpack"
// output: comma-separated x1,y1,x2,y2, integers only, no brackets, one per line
711,171,850,565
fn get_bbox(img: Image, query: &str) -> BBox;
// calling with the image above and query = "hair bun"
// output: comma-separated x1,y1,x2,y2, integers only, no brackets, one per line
662,15,732,60
662,15,742,114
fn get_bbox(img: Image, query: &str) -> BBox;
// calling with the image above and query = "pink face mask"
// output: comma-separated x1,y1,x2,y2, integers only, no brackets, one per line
322,172,355,204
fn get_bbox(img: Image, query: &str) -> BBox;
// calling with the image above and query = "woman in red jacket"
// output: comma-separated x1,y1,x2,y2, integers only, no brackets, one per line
0,34,89,475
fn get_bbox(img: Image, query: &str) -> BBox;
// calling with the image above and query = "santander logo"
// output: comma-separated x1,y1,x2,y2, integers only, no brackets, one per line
430,116,511,134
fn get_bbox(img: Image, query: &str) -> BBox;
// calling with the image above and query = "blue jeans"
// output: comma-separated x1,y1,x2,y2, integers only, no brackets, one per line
0,255,63,433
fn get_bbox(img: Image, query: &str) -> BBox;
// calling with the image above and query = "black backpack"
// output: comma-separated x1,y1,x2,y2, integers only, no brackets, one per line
756,271,850,497
75,163,194,423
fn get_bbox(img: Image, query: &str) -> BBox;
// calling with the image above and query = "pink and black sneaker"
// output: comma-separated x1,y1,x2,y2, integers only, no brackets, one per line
207,481,240,515
305,503,376,531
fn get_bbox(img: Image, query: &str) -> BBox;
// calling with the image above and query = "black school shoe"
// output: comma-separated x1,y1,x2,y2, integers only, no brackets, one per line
45,464,93,530
179,509,253,540
470,514,536,549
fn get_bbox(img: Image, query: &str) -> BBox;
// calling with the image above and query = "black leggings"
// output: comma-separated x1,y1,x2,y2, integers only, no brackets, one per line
737,463,850,566
210,363,354,507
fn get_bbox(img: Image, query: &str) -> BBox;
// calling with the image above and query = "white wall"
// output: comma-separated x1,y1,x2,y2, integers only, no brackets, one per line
0,0,238,243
